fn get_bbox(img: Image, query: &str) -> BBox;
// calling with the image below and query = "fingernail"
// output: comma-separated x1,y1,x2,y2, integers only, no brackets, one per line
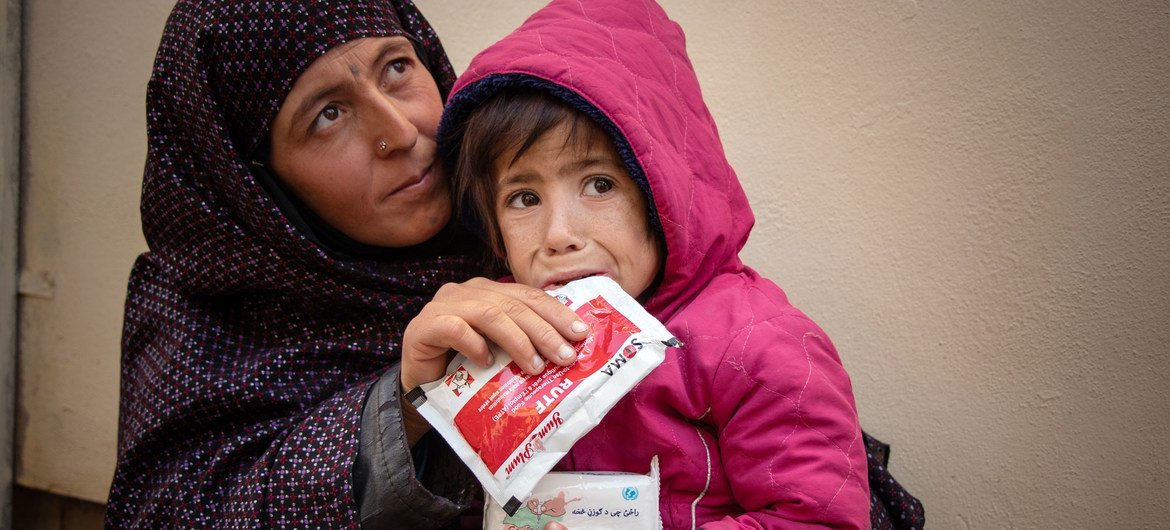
571,321,588,334
532,356,546,372
557,344,576,362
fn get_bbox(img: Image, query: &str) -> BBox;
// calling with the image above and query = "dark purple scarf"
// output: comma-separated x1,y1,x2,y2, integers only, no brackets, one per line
107,1,481,527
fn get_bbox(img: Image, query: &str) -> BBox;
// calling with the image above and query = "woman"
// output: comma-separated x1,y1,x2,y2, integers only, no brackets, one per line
106,1,581,527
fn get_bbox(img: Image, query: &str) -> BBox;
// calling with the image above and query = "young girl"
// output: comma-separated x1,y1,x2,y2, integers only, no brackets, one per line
439,0,870,527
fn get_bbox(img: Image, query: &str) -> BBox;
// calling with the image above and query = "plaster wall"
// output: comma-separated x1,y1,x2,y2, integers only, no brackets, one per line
17,0,168,502
17,0,1170,527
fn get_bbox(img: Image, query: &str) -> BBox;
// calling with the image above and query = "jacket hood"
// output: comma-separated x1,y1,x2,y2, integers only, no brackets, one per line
440,0,754,319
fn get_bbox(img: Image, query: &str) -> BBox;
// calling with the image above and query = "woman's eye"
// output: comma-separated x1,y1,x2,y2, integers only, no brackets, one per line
384,58,410,84
584,176,615,196
311,105,342,131
506,191,540,209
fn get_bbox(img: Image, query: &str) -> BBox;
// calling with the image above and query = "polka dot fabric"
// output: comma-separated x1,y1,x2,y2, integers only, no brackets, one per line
106,1,480,527
865,432,926,530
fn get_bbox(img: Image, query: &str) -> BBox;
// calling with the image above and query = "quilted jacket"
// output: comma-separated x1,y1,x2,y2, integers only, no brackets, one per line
443,0,870,528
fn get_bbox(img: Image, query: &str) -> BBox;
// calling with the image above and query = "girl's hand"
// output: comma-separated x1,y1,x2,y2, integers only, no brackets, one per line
400,277,588,394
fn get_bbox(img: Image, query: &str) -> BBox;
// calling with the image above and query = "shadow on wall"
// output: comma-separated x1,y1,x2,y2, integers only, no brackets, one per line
13,486,105,529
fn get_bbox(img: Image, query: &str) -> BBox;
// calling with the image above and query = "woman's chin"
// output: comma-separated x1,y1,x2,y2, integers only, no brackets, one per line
355,206,451,248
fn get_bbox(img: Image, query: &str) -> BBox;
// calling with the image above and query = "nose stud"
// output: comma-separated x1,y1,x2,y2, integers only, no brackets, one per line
378,139,388,152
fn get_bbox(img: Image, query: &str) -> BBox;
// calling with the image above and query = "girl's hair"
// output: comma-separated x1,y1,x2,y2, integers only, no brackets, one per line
453,88,609,267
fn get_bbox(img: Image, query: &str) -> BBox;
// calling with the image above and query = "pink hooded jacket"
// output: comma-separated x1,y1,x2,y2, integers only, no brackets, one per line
441,0,870,527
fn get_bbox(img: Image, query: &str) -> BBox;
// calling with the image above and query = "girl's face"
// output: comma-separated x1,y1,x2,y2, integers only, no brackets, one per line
269,36,449,247
493,121,661,298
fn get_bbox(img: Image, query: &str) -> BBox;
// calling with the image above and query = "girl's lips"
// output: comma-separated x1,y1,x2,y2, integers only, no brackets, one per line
541,272,606,291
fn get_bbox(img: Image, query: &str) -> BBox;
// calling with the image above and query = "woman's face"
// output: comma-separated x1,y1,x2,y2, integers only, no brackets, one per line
269,36,449,247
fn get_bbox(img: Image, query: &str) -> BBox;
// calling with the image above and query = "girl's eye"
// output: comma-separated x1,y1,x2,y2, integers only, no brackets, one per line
505,191,540,209
584,176,615,196
311,105,342,131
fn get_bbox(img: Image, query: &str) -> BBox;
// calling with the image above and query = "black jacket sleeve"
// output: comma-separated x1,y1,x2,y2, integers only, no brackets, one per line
355,364,479,529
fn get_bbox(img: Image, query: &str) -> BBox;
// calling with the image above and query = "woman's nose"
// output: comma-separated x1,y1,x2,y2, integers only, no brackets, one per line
367,94,419,155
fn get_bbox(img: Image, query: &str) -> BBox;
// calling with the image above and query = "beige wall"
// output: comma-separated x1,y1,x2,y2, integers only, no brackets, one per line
17,0,1170,527
18,0,170,503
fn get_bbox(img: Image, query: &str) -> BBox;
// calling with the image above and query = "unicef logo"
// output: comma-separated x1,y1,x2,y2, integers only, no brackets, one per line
622,486,638,501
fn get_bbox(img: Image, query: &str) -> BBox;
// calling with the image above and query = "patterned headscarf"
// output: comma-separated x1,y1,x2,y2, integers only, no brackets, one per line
107,0,481,526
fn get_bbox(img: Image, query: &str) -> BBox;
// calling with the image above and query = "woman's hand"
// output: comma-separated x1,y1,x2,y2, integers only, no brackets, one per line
400,277,588,395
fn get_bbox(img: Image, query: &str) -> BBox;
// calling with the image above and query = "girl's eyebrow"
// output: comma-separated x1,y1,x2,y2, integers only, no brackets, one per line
561,157,617,174
288,39,415,127
498,156,619,187
498,171,537,188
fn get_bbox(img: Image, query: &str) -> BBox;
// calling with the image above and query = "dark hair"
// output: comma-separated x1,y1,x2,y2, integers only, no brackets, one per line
452,88,609,266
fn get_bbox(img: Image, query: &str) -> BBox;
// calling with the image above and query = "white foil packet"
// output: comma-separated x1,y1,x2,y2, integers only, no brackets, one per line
483,457,661,530
407,276,678,514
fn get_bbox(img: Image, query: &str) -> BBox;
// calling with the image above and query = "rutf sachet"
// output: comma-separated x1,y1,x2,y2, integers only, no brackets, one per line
408,276,678,514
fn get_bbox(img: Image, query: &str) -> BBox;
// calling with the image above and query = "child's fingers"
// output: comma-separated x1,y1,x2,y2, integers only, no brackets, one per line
430,314,495,367
459,279,588,359
469,292,573,370
400,314,489,391
405,295,549,378
436,279,584,367
464,301,549,373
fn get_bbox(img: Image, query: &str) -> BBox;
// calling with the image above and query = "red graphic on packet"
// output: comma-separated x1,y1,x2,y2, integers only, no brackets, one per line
444,366,475,396
453,296,641,474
